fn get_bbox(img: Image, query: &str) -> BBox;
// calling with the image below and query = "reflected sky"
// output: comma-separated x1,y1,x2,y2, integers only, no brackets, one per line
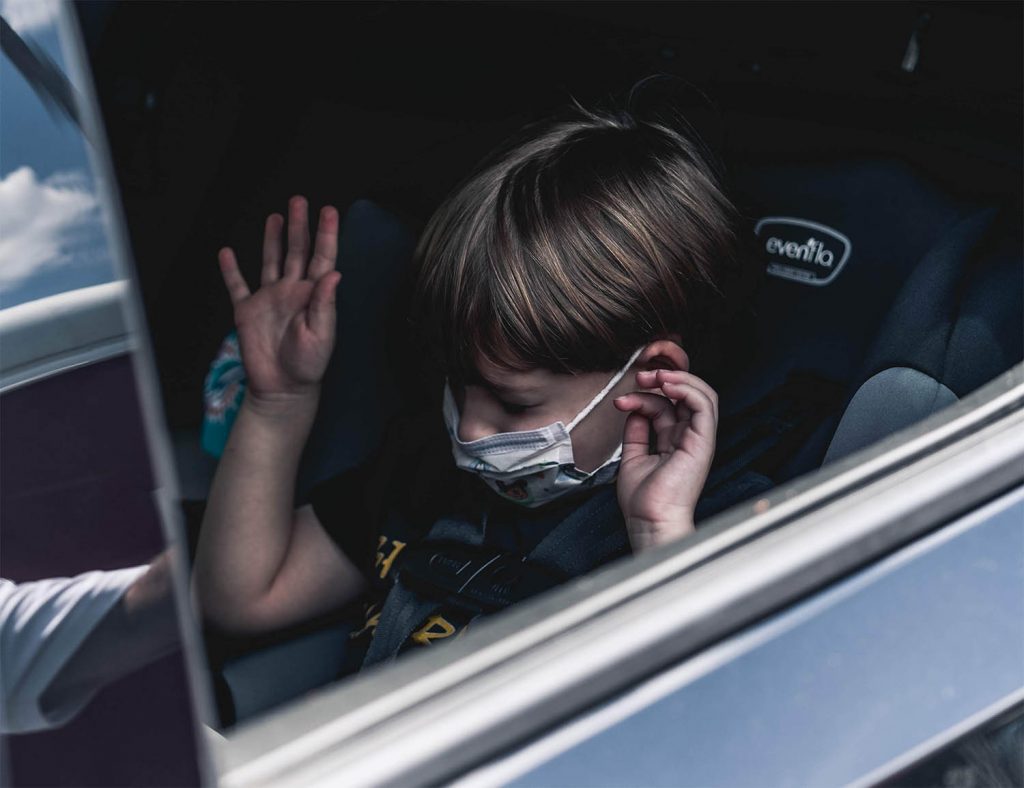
1,0,118,309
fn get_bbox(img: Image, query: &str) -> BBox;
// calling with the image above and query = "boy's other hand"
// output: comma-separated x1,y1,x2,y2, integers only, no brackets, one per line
613,369,718,552
217,196,342,406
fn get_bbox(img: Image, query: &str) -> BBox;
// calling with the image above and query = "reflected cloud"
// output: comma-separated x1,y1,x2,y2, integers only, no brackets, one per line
0,0,59,35
0,166,99,294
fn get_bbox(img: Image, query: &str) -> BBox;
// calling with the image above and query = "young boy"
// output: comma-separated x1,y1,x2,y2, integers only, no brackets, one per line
192,101,752,672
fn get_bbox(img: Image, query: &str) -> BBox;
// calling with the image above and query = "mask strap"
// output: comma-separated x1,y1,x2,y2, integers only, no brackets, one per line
566,345,646,433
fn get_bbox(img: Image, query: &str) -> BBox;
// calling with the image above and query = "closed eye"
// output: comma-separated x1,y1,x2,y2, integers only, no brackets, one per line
499,401,532,415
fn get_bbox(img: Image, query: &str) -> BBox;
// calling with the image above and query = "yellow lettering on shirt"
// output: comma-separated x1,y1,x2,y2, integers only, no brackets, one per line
350,602,381,640
411,615,457,645
375,538,407,579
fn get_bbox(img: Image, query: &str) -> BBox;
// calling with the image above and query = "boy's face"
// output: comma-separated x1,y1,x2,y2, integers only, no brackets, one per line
451,339,687,473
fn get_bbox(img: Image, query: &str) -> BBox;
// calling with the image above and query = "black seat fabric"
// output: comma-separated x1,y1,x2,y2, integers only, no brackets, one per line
294,199,417,501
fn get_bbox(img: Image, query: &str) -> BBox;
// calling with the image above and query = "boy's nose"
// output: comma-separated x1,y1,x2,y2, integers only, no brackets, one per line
458,422,494,442
457,410,501,442
456,388,502,441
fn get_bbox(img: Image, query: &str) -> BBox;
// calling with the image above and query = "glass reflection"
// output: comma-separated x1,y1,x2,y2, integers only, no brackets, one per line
1,3,204,785
1,4,116,309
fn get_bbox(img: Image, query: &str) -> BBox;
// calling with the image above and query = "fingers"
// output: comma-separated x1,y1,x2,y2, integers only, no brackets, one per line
636,369,718,421
283,195,310,280
615,391,678,455
660,381,717,441
619,411,654,464
261,213,284,285
307,205,339,280
615,373,719,456
217,247,251,305
306,271,342,339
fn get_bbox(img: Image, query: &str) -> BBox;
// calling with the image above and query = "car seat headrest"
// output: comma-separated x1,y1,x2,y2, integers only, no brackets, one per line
861,205,1023,398
823,368,958,465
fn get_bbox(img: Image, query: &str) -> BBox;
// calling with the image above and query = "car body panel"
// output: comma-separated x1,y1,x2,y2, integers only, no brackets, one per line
467,486,1024,787
218,368,1024,788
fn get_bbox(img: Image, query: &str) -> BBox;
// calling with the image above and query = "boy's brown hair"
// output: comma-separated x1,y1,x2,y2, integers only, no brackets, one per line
410,96,756,386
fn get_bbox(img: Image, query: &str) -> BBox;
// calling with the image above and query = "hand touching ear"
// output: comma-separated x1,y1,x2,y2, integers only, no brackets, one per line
613,369,718,552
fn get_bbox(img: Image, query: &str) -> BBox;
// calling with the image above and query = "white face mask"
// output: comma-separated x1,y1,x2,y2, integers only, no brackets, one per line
442,347,644,508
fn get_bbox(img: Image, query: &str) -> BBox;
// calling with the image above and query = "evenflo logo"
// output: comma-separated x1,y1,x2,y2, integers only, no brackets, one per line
755,217,851,286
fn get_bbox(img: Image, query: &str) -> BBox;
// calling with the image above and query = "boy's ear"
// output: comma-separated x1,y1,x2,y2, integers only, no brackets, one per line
639,335,689,373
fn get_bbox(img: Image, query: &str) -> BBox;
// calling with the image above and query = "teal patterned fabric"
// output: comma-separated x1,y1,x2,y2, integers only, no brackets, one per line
201,330,247,458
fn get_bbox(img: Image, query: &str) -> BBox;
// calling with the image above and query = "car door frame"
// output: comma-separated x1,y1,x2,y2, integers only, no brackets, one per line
213,364,1024,787
1,5,217,784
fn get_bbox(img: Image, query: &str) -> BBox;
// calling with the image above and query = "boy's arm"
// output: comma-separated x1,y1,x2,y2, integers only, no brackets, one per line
192,196,364,634
191,389,366,634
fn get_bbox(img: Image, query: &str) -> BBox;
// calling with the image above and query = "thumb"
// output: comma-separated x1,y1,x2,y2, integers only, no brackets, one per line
620,410,652,464
306,272,341,338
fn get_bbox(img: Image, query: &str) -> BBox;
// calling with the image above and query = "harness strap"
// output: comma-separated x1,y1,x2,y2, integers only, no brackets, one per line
362,515,482,667
361,486,627,668
527,486,627,575
360,592,439,669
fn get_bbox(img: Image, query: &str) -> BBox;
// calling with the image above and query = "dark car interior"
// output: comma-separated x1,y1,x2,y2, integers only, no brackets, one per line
73,1,1023,727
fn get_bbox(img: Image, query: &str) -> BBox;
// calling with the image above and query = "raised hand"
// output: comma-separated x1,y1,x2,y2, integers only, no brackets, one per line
217,196,342,405
613,369,719,552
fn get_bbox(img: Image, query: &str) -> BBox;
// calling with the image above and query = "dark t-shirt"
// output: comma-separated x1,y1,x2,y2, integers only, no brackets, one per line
305,406,619,677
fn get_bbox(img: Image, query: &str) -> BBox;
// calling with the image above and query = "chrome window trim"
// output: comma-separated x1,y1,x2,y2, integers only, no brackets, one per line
456,486,1024,787
0,281,134,393
220,364,1024,787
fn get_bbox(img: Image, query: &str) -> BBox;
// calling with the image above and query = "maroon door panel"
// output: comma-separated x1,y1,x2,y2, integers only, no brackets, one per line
1,356,160,582
1,357,204,787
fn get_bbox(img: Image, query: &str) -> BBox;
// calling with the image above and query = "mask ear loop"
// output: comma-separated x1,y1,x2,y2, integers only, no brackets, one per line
565,346,646,433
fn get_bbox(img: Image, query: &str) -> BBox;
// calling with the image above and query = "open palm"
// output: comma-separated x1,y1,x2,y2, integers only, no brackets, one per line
217,196,342,402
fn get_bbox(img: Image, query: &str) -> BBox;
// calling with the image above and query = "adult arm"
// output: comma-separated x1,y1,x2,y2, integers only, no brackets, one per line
1,566,148,733
32,552,183,725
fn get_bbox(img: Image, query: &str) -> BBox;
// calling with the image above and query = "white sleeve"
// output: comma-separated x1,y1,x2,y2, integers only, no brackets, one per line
0,566,148,734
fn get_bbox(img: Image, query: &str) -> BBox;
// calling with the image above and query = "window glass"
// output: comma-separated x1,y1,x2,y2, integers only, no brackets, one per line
1,4,207,785
87,0,1020,743
0,0,117,309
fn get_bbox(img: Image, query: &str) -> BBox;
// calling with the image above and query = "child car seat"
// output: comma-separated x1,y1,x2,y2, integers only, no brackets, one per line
711,156,1017,489
823,203,1023,464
